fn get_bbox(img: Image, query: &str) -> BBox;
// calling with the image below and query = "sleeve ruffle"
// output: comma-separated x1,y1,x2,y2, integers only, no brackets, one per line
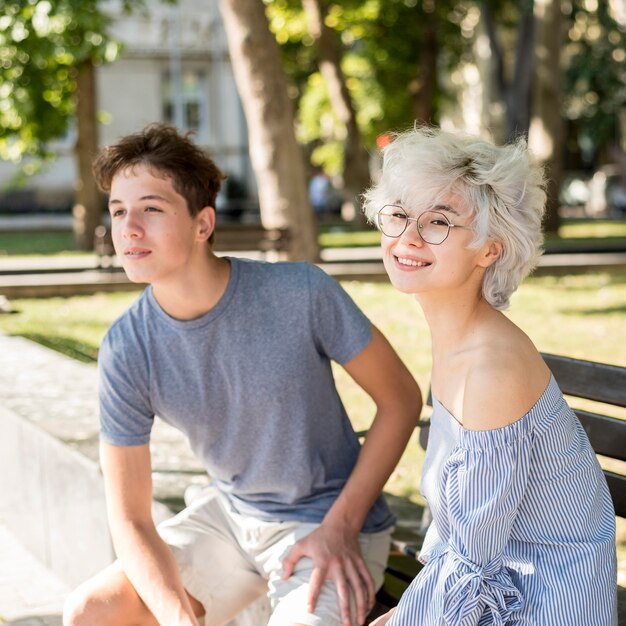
435,428,532,625
442,551,524,626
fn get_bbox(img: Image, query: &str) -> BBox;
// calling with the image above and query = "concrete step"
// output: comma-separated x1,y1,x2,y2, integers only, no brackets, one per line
0,522,69,625
0,269,138,298
0,334,176,591
0,331,421,626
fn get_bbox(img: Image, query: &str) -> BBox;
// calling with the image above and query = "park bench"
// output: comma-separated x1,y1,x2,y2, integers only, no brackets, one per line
367,352,626,620
94,223,291,268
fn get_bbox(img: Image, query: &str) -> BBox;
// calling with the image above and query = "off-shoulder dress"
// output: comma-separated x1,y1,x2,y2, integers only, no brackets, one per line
388,375,617,626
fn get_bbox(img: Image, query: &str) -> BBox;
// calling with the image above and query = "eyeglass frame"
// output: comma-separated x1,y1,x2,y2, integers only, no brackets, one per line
376,204,468,245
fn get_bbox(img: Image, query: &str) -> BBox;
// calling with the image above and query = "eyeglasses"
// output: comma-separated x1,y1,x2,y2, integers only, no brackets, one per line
376,205,467,245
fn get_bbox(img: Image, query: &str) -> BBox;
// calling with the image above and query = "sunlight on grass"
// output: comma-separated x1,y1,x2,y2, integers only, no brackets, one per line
319,229,381,248
0,292,140,362
507,273,626,365
558,219,626,240
320,218,626,249
0,232,82,256
0,271,624,561
0,218,623,255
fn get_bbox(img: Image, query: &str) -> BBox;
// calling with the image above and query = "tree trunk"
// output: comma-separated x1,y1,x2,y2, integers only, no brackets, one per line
302,0,370,222
480,1,534,141
506,6,534,140
528,0,564,233
218,0,319,262
412,7,438,124
73,58,102,251
475,12,505,143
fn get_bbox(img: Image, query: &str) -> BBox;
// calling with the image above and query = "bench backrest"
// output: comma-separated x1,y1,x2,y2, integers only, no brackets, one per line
94,224,291,257
419,353,626,518
368,353,626,616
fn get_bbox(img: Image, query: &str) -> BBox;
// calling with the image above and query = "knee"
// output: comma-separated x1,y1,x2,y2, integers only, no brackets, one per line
63,584,102,626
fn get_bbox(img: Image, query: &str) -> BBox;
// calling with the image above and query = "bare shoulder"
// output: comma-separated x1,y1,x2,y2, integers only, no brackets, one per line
462,337,551,432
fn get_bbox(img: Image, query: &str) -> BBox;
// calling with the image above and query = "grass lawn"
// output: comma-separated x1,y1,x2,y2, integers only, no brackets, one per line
1,270,624,452
0,218,624,257
0,232,82,257
320,217,626,249
0,271,625,579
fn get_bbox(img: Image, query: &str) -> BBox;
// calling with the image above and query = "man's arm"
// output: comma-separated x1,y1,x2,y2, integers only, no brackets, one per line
100,441,201,626
282,325,422,626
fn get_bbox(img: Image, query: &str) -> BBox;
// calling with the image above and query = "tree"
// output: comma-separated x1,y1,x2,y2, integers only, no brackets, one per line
268,0,465,200
563,0,626,162
529,0,564,233
301,0,370,215
0,0,121,250
359,0,465,132
218,0,319,263
480,0,535,142
72,58,101,249
472,0,565,228
478,0,624,230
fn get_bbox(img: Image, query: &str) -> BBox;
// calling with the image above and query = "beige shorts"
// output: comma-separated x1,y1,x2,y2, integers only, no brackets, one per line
158,487,392,626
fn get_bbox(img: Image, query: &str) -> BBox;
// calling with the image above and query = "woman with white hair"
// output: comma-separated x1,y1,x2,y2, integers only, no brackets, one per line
363,127,617,625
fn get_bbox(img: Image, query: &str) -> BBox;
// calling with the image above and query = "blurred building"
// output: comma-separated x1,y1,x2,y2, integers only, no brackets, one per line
0,0,255,219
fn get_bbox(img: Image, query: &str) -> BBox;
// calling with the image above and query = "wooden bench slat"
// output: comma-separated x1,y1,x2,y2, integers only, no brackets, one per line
94,224,291,261
543,353,626,408
213,226,290,250
418,421,430,450
576,410,626,462
606,472,626,519
375,353,626,614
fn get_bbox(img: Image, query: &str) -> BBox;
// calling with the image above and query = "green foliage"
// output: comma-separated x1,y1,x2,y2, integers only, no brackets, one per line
296,58,383,176
268,0,465,175
266,0,318,95
269,0,624,175
564,0,626,156
350,0,466,133
0,0,122,162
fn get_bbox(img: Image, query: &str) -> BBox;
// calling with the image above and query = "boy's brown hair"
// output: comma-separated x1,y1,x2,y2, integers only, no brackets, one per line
93,123,225,222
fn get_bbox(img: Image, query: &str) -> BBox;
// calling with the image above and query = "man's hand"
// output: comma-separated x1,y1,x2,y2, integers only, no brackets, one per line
281,524,375,626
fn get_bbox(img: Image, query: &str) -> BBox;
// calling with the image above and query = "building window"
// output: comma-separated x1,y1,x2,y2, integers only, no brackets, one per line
162,69,208,141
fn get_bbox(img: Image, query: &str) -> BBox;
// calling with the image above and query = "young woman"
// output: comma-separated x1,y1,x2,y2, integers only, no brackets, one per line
363,127,617,625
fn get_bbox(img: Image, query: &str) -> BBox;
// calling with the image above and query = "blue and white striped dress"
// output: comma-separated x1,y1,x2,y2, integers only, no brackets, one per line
389,375,617,626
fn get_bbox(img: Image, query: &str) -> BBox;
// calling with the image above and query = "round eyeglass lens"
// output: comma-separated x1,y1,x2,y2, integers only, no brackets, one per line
418,211,451,244
377,205,408,237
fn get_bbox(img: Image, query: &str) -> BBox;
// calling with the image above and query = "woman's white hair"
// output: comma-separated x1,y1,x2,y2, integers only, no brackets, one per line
363,126,546,310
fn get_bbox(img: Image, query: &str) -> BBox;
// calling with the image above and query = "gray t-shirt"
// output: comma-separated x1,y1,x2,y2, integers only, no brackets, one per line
99,257,394,532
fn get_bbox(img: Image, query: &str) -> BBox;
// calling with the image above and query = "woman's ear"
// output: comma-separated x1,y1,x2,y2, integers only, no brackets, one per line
196,206,216,243
477,240,503,268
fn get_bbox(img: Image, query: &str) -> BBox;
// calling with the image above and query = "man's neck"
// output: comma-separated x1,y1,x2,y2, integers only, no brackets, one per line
152,253,231,321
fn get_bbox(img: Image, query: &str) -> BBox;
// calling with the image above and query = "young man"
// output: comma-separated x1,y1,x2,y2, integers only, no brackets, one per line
63,124,422,626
